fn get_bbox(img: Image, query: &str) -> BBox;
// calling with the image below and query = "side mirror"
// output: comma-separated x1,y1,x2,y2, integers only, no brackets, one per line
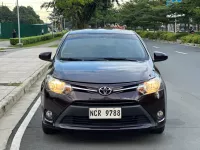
154,51,168,62
39,52,52,62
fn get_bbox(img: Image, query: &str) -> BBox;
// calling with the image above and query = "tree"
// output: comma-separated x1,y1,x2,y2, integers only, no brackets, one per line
0,6,14,22
89,6,121,28
185,0,200,31
119,0,170,30
0,6,44,24
13,6,44,24
41,0,120,29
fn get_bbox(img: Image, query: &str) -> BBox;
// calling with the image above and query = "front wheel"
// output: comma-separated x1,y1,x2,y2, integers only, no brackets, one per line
151,126,165,134
42,123,58,134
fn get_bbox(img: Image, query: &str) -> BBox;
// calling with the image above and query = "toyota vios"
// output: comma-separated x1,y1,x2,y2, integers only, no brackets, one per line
39,29,168,134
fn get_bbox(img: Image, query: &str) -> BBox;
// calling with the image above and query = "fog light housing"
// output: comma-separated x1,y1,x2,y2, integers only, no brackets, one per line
157,110,164,119
45,110,53,120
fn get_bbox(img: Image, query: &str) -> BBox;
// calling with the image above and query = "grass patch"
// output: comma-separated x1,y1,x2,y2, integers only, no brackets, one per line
0,39,8,42
49,44,58,47
0,82,22,86
11,36,61,48
0,48,5,51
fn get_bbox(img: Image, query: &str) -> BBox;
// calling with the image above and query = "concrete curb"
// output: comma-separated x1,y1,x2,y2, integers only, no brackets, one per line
0,62,50,119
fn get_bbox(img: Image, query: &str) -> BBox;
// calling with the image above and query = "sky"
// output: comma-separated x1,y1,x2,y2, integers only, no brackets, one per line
2,0,52,23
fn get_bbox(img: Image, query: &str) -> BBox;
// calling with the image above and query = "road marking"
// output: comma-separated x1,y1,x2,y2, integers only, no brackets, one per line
175,51,187,55
10,97,41,150
153,46,160,49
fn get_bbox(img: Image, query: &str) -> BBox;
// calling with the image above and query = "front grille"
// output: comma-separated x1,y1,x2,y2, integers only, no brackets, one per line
72,100,138,107
61,115,150,127
69,81,140,93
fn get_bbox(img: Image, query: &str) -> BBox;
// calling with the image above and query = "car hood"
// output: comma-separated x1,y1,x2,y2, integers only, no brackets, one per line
52,60,155,83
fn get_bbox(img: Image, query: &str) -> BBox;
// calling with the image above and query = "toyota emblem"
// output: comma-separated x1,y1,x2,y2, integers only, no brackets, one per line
98,87,112,96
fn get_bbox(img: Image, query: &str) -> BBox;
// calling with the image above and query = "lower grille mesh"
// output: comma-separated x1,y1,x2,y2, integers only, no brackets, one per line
61,115,150,127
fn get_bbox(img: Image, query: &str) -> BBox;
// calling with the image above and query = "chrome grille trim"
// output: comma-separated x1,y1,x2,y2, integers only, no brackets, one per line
72,86,97,92
72,85,138,93
113,86,138,92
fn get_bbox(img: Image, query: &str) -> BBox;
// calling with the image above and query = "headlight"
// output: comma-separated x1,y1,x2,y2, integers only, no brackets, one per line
137,77,161,95
47,75,72,94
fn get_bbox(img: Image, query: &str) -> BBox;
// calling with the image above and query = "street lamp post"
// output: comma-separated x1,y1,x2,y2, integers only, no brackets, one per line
175,15,177,34
167,13,185,34
60,15,63,31
52,20,54,38
64,18,66,30
17,0,22,45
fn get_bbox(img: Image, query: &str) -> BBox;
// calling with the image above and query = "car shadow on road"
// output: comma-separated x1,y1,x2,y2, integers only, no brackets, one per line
53,130,165,145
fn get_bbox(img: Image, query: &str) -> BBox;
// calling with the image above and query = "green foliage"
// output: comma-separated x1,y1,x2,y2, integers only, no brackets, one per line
137,31,150,38
119,1,169,30
41,0,200,30
137,31,189,41
42,0,119,29
13,6,44,24
166,33,177,41
0,6,43,24
89,7,120,27
118,0,200,31
0,6,14,22
10,38,18,46
10,32,65,46
180,34,200,44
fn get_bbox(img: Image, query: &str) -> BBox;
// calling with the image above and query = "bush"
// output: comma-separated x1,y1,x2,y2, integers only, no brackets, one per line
10,38,18,45
180,34,200,44
10,32,67,46
165,33,177,41
148,32,158,39
136,31,189,42
137,31,150,38
176,32,188,39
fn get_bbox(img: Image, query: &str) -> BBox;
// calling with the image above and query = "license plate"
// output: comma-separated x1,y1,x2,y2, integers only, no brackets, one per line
89,108,121,119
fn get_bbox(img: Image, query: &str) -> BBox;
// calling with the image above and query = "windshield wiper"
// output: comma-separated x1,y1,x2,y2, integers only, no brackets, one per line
59,57,139,62
60,58,107,61
59,58,84,61
101,58,139,62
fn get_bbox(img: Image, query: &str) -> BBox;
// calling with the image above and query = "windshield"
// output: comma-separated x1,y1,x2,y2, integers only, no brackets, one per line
57,33,148,61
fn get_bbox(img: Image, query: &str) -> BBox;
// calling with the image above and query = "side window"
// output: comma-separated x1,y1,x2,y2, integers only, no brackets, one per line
135,33,151,59
136,33,147,50
60,34,68,45
55,33,69,57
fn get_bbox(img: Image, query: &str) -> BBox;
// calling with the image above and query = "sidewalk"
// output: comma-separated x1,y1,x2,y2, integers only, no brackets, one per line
0,41,10,48
0,46,56,150
0,47,56,118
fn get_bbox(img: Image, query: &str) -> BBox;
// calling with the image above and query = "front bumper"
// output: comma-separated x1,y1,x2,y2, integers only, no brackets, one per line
42,102,165,131
55,105,156,130
41,81,166,131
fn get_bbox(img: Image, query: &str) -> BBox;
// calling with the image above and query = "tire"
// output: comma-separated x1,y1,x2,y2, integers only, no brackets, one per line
42,123,58,134
151,126,165,134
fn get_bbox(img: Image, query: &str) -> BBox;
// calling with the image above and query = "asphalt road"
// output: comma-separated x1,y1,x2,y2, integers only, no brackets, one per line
16,40,200,150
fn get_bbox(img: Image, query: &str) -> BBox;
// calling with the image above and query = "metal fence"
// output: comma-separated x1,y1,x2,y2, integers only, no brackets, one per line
0,22,48,39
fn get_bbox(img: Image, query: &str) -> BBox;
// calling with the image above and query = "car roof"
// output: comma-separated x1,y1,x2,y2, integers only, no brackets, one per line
68,29,136,35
